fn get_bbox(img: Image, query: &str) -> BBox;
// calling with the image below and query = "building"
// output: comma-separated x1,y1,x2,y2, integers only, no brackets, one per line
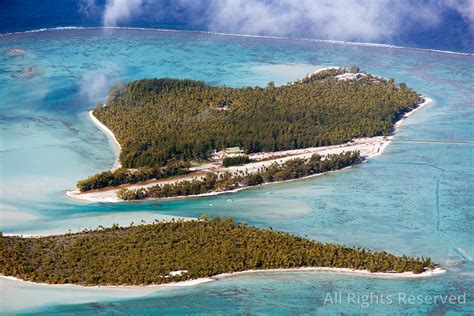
224,147,244,155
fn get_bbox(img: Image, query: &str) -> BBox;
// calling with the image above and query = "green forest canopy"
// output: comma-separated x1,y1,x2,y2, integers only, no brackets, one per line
93,68,420,168
0,218,434,286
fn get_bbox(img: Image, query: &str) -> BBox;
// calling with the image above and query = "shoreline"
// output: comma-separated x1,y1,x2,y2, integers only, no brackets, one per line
109,164,356,204
88,110,122,170
68,84,432,204
371,96,433,158
65,145,373,203
0,267,446,290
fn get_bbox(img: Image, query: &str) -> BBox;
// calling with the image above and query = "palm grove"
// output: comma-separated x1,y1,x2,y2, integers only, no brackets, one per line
0,218,434,286
78,68,421,192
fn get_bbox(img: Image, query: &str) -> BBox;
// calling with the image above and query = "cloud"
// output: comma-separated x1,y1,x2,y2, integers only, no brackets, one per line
102,0,144,27
78,0,473,42
203,0,448,42
79,65,120,104
206,0,394,41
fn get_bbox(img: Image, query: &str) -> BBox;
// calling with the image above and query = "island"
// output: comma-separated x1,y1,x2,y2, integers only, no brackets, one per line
0,217,440,287
67,67,431,202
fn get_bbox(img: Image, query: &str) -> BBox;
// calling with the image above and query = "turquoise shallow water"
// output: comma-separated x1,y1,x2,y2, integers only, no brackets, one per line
0,28,473,314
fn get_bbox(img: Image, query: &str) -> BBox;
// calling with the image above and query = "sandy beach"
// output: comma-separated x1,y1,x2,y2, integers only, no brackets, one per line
0,264,445,313
67,82,432,204
0,266,446,290
88,110,122,170
212,266,446,280
0,275,214,314
0,274,215,289
65,135,388,203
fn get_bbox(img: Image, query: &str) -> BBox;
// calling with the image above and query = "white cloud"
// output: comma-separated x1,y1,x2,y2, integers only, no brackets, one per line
168,0,444,42
203,0,445,41
78,0,473,41
209,0,371,39
79,65,120,104
102,0,144,27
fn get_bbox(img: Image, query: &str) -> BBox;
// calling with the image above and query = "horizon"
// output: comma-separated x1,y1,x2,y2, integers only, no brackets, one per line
2,0,474,53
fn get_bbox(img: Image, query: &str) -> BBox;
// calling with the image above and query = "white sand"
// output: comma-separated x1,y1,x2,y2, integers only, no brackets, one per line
0,275,214,313
65,136,380,203
65,134,395,203
0,266,445,294
212,266,446,280
0,266,446,292
0,265,445,312
0,274,215,289
67,88,431,204
89,110,122,170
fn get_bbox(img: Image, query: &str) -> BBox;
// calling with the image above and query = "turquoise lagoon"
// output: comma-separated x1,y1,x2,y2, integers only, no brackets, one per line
0,29,473,314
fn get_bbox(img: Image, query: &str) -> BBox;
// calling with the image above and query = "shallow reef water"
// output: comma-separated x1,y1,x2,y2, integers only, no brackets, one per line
0,28,473,314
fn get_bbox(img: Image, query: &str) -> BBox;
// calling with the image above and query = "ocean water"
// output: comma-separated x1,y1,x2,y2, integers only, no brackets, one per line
0,28,473,314
2,0,473,54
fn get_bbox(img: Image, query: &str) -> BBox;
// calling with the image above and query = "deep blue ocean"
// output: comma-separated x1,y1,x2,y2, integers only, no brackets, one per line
0,1,473,315
1,0,473,54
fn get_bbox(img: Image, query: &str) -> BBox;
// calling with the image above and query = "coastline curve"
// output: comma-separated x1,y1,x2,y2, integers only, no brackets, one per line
89,110,122,170
0,266,447,290
67,94,432,203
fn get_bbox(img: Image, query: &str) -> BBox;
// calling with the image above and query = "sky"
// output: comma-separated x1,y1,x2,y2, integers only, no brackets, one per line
1,0,473,53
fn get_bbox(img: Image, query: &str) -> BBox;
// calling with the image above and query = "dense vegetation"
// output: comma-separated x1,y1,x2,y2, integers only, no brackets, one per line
0,218,434,286
118,151,361,200
77,161,189,192
222,155,252,167
93,69,420,168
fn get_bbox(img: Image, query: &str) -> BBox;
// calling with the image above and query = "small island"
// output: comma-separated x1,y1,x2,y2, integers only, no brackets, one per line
0,218,439,287
67,67,430,202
